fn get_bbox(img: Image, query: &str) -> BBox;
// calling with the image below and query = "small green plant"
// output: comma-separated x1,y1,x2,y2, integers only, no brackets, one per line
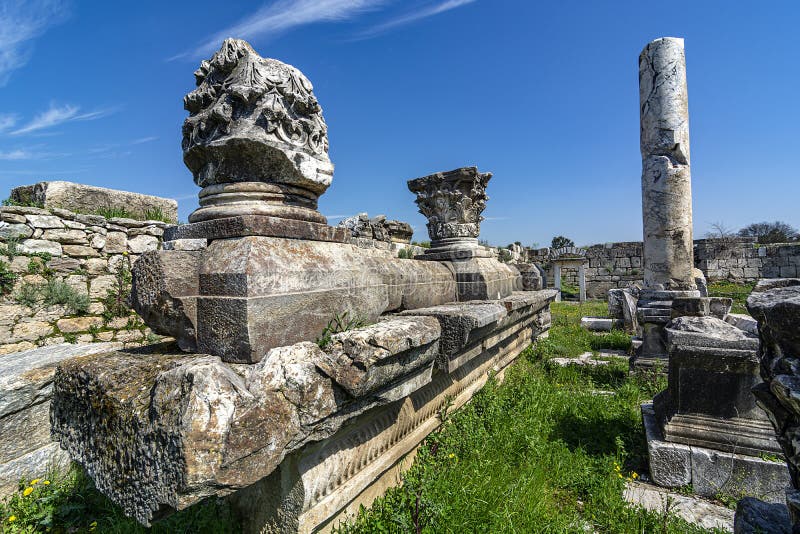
316,311,366,349
14,282,40,307
95,206,135,220
497,249,512,263
26,257,55,279
62,332,78,344
397,247,411,259
1,195,43,208
1,236,20,259
14,279,88,314
41,280,89,315
102,255,132,320
759,452,784,463
0,260,18,296
0,464,239,532
142,206,172,223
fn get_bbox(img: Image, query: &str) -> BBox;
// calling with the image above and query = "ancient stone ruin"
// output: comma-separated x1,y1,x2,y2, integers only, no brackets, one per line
48,38,556,532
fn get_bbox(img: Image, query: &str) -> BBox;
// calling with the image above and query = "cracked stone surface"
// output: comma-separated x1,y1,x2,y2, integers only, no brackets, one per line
639,37,696,292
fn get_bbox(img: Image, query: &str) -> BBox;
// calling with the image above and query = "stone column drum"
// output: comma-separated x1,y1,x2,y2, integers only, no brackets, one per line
634,37,700,368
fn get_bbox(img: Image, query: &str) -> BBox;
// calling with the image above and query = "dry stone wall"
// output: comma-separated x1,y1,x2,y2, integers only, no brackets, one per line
0,205,169,355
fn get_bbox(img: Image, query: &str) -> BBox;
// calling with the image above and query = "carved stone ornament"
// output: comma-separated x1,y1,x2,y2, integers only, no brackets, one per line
182,39,334,223
407,167,491,243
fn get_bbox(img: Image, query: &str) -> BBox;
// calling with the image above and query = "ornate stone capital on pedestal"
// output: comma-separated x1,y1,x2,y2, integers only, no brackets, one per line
407,167,492,260
182,38,334,224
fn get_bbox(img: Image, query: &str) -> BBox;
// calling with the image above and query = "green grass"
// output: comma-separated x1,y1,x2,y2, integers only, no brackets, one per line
0,466,238,533
0,301,719,533
334,301,720,534
707,281,755,315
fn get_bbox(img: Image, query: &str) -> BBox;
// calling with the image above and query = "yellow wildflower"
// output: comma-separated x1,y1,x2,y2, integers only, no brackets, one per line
90,520,98,530
23,486,33,496
631,472,639,479
8,515,17,522
448,453,456,459
43,480,51,485
31,478,40,485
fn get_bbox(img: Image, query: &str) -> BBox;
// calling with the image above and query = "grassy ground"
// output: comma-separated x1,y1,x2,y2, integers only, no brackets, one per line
334,302,723,533
707,281,755,315
2,302,723,533
0,463,239,533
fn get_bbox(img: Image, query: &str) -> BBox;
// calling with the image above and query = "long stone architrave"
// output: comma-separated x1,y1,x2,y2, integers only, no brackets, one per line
50,38,556,534
632,37,700,370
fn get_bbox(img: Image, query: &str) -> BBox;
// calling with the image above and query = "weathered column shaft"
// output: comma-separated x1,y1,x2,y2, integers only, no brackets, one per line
639,37,696,292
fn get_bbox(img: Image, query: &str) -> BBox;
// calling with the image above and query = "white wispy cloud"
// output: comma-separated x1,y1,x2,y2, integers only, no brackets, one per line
0,0,69,86
0,146,67,160
173,0,388,60
10,103,116,135
131,136,158,145
354,0,476,39
0,114,17,132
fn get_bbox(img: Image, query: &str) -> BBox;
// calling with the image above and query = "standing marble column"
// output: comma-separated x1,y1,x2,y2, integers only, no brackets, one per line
640,37,696,291
633,37,700,368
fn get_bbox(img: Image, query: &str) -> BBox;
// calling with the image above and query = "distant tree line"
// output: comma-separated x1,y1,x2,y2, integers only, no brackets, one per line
706,221,799,244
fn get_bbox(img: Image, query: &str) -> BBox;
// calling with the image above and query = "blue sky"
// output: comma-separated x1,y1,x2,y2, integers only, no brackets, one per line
1,0,798,247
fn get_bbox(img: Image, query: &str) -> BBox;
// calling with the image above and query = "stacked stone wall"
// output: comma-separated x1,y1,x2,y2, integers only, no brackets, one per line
0,205,168,355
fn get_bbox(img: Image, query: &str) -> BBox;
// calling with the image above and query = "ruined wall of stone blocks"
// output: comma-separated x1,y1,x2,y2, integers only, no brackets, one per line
695,238,800,282
0,205,170,355
527,242,643,298
527,239,800,298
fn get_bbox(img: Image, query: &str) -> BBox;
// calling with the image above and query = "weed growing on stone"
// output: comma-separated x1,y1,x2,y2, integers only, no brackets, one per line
101,255,132,320
316,311,367,349
334,302,712,534
0,465,239,533
0,260,18,295
13,279,89,315
1,236,19,259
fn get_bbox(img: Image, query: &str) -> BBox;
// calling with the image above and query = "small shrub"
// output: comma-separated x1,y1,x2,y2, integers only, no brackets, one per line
102,255,132,319
0,260,17,295
397,247,410,259
1,236,20,259
63,332,78,344
14,282,40,308
41,280,89,315
498,249,512,263
316,311,366,349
